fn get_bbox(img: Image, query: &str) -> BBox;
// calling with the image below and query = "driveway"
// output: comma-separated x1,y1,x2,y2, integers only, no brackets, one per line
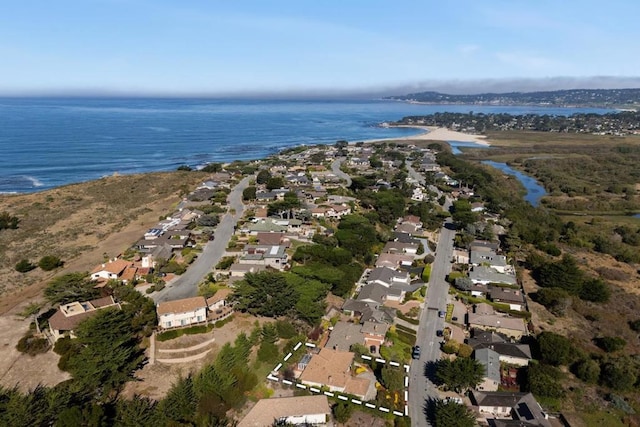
152,176,252,303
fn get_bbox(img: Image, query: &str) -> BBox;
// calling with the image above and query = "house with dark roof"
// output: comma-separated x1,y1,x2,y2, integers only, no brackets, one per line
49,296,120,341
468,329,532,367
488,286,526,311
470,390,551,427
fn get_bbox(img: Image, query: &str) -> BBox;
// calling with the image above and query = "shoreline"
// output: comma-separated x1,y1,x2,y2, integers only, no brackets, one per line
360,125,491,146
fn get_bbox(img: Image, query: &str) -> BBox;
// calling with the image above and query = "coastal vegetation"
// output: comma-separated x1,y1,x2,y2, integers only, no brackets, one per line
0,171,206,303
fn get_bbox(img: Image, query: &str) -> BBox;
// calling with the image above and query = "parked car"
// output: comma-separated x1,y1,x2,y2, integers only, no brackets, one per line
438,310,445,318
436,330,443,337
412,345,421,359
452,316,458,321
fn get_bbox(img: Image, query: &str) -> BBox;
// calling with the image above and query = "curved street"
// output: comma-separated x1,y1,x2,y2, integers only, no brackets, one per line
152,176,252,303
331,157,352,187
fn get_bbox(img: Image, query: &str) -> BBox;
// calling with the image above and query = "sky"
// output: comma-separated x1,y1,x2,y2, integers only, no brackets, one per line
1,0,639,96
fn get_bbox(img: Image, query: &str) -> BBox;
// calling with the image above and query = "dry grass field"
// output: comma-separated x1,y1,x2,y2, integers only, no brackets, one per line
0,171,207,315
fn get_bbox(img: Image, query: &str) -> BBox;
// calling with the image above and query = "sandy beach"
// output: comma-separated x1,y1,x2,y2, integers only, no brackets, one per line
365,125,491,146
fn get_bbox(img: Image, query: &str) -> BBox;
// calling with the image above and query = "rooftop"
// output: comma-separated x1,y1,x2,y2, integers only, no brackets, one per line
157,296,207,316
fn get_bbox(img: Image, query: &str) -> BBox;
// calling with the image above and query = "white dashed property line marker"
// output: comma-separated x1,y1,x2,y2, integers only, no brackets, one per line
282,379,293,385
305,342,316,348
404,376,409,387
393,411,404,417
310,387,320,393
361,355,372,360
267,375,278,381
338,395,348,401
404,390,408,401
351,399,362,405
390,361,400,367
375,358,386,363
405,405,408,416
365,403,376,409
294,342,302,351
296,383,306,389
404,364,410,372
324,391,334,397
379,407,390,413
283,352,292,361
274,363,282,371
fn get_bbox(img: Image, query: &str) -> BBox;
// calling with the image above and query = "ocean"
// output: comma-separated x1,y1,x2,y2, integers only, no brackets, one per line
0,98,613,193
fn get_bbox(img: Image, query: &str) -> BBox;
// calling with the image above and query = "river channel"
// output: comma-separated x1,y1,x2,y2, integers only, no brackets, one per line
447,141,548,207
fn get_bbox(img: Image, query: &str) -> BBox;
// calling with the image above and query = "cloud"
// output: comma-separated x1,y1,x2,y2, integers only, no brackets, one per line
458,44,480,55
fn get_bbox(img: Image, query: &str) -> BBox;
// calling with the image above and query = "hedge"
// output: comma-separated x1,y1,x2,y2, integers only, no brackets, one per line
396,310,419,325
156,324,214,342
395,324,417,336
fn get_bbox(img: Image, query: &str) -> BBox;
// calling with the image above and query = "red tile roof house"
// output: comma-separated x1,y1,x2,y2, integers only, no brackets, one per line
157,296,208,329
90,259,134,282
49,296,121,341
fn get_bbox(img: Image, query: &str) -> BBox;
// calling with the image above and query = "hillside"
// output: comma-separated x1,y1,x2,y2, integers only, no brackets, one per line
386,88,640,108
0,171,207,314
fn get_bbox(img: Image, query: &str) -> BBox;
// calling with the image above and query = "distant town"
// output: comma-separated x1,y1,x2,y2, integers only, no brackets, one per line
386,88,640,109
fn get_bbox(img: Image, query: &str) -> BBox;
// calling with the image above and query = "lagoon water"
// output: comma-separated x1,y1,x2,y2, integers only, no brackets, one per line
482,161,547,207
0,98,612,193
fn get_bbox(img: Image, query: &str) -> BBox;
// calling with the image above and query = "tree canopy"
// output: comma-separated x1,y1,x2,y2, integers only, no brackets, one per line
435,357,485,392
44,272,99,305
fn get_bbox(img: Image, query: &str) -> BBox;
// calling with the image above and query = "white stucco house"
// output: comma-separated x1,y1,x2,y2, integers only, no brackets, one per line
157,296,207,329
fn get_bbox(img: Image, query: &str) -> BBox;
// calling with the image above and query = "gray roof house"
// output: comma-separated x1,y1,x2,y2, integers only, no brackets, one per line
470,390,551,427
475,348,501,391
469,266,517,286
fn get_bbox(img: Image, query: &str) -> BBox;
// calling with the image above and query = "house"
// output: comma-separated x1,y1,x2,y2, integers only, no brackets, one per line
90,259,133,281
157,296,207,329
471,202,486,212
49,296,120,341
375,253,414,269
470,250,509,273
469,266,517,286
240,245,288,270
468,310,528,340
470,390,551,427
326,321,365,352
468,329,532,367
360,321,388,352
255,232,288,246
298,348,373,400
382,241,419,255
488,286,526,311
238,395,331,427
470,240,500,252
401,215,423,229
395,222,418,235
367,266,410,287
229,263,266,278
248,218,288,234
475,348,501,391
206,288,232,311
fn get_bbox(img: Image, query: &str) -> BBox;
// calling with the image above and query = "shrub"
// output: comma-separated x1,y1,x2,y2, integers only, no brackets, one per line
145,285,156,294
579,278,610,303
15,259,36,273
594,336,626,353
441,340,459,355
16,333,50,356
629,319,640,332
275,320,297,339
38,255,63,271
155,282,166,292
571,358,600,383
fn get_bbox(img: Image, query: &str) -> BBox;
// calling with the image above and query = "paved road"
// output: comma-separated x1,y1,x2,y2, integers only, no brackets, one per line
408,219,456,426
331,157,352,187
152,176,252,303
